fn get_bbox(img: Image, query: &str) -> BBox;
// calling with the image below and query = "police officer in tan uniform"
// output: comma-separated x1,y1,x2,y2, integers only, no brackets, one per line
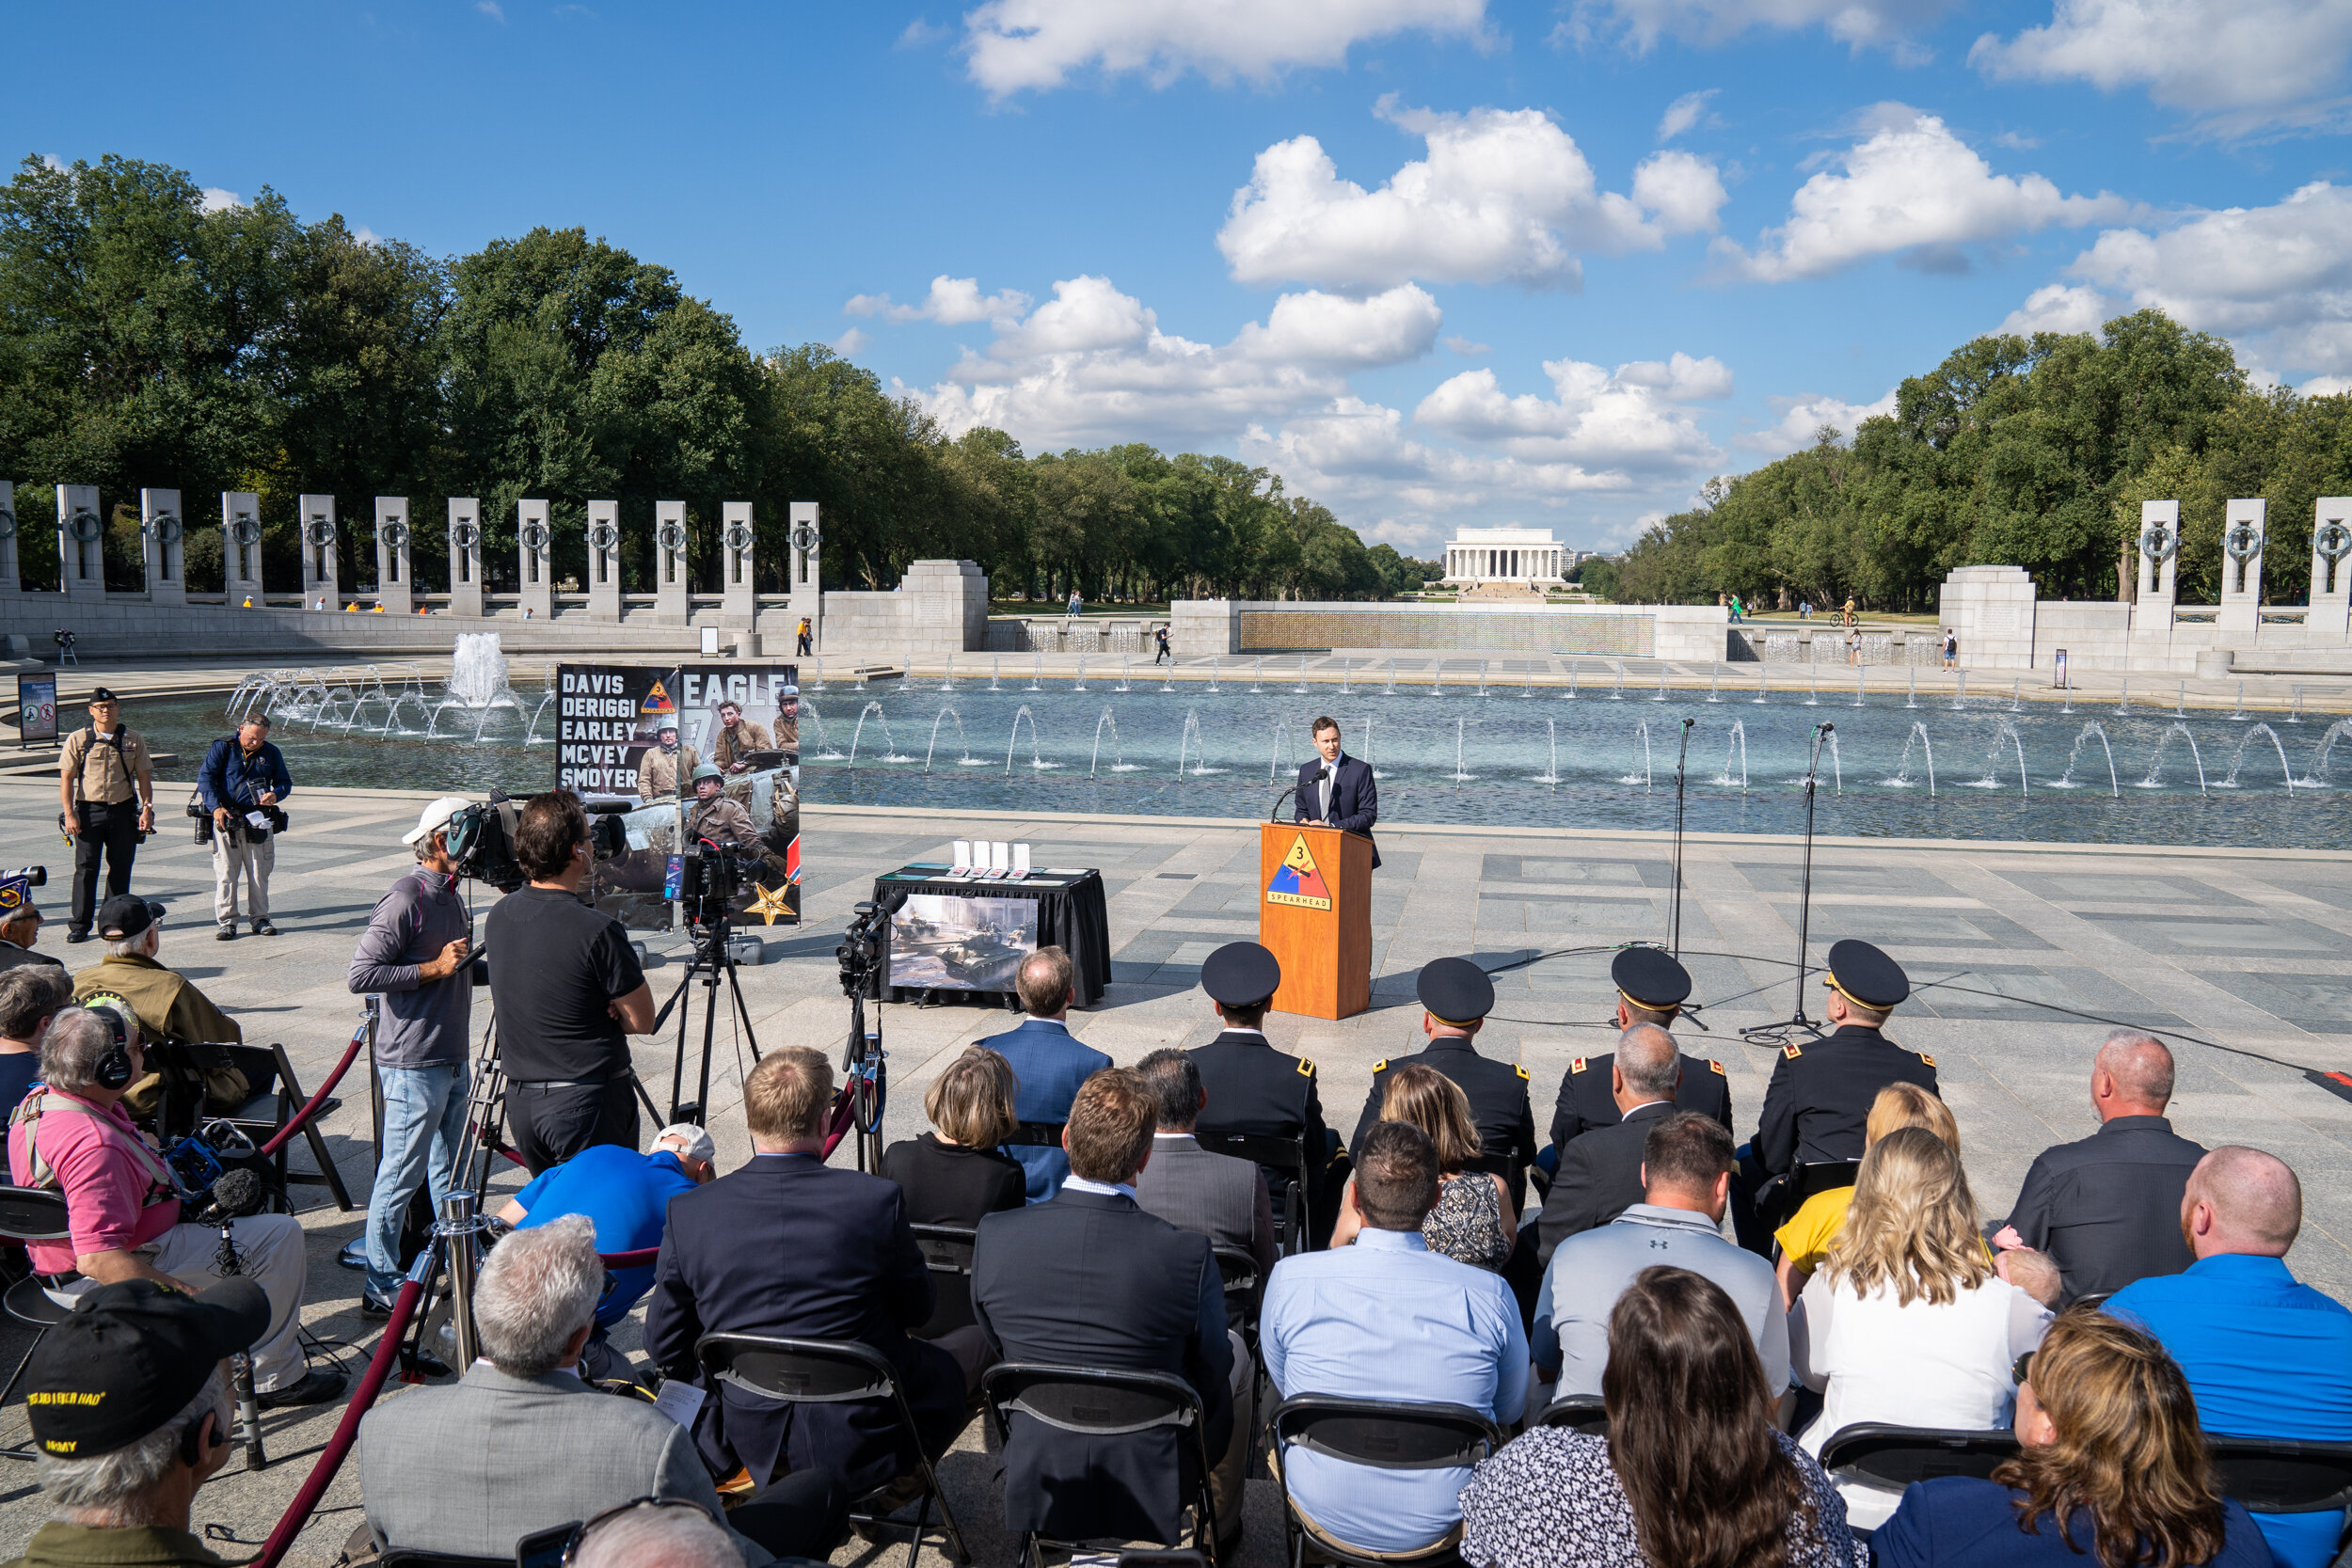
57,689,154,943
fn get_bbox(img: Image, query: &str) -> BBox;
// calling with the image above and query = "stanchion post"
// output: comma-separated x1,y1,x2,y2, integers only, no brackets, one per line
437,1193,485,1370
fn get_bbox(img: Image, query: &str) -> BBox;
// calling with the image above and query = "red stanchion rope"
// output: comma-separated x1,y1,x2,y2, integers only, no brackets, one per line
818,1084,859,1160
258,1034,367,1159
253,1274,424,1568
598,1246,660,1270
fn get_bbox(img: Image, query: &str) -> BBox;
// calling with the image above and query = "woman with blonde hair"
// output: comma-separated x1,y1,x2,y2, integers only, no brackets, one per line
880,1046,1026,1338
1329,1064,1514,1267
1873,1310,2269,1566
1775,1082,1962,1305
1790,1127,2052,1528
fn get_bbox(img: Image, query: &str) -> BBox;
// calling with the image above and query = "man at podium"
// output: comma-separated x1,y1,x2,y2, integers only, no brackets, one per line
1295,718,1379,868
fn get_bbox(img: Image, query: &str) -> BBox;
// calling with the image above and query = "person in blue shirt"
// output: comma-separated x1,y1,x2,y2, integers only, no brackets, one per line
2103,1146,2352,1568
979,946,1109,1202
496,1124,715,1381
198,715,294,939
1262,1119,1527,1555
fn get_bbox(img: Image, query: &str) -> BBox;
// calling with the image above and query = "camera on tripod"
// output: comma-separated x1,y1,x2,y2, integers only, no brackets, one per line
676,839,766,927
443,793,525,891
835,891,904,998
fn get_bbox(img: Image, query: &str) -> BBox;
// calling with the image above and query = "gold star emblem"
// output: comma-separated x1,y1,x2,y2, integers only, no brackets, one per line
746,881,795,926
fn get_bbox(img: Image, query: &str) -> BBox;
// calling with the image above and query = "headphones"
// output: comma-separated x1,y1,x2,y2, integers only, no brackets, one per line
81,994,137,1090
179,1408,228,1468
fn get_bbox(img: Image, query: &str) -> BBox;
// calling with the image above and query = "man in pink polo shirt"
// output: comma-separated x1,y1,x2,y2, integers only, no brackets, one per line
6,1004,342,1406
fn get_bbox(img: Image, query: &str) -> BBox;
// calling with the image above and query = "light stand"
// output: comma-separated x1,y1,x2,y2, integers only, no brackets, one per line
1669,717,1693,958
1740,721,1832,1047
655,912,763,1126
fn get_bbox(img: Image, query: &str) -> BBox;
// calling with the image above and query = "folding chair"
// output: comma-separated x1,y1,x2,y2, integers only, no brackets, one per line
2205,1433,2352,1545
1193,1132,1311,1255
983,1361,1220,1568
1535,1394,1608,1434
0,1185,76,1461
1817,1422,2020,1519
377,1552,507,1568
1004,1120,1066,1152
1268,1394,1505,1568
909,1223,979,1340
696,1333,968,1568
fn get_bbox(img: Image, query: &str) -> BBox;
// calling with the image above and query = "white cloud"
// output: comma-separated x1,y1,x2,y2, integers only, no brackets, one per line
1217,102,1726,291
198,187,242,214
1715,105,2128,280
1564,0,1957,55
474,0,503,19
1231,285,1444,367
1970,0,2352,134
1737,386,1899,454
833,326,871,356
1412,354,1729,471
959,0,1487,96
1657,87,1720,141
1998,281,2108,336
351,226,384,247
846,276,1032,328
1243,399,1638,524
1444,335,1490,355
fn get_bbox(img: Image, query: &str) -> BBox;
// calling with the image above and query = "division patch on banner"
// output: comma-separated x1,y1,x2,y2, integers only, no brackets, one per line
1266,832,1333,911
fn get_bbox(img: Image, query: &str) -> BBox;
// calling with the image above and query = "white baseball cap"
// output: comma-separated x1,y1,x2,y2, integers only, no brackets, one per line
656,1123,717,1164
404,796,475,847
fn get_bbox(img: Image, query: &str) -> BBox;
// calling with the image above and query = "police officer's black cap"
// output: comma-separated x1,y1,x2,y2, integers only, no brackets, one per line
1416,957,1494,1026
88,687,118,704
1612,946,1692,1012
25,1278,268,1458
1202,942,1281,1007
1825,939,1909,1010
95,895,165,942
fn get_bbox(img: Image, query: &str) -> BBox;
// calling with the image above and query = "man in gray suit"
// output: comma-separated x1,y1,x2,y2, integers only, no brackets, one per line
358,1215,845,1563
1135,1048,1278,1276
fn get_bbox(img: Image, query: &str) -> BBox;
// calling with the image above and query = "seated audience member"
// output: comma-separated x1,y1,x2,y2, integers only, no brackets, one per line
1537,1023,1683,1261
570,1501,749,1568
645,1048,982,1504
1332,1063,1512,1269
361,1216,843,1564
1534,1112,1786,1402
979,946,1110,1202
494,1122,717,1380
1873,1311,2270,1568
1132,1048,1277,1277
14,1278,266,1568
1994,1030,2207,1304
1996,1246,2064,1308
1776,1081,1961,1306
879,1048,1027,1337
0,966,72,1117
5,1007,341,1406
1460,1267,1860,1568
2106,1147,2352,1568
1790,1128,2051,1528
0,885,61,975
1263,1120,1527,1556
72,896,239,1050
972,1069,1244,1556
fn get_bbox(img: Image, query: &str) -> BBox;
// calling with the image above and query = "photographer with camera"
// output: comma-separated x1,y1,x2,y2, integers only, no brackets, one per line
486,792,656,1174
198,715,292,941
57,689,154,945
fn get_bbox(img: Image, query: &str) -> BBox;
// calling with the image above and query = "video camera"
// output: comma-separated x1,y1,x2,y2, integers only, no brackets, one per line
835,890,906,998
443,793,525,892
675,838,766,927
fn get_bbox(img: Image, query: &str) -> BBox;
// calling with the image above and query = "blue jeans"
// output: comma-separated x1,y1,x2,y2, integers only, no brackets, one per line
366,1062,470,1297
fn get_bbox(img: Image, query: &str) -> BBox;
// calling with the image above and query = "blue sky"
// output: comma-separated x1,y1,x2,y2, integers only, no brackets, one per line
9,1,2352,555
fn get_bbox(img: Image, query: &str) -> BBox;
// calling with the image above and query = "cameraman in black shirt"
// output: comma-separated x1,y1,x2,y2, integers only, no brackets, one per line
485,791,657,1174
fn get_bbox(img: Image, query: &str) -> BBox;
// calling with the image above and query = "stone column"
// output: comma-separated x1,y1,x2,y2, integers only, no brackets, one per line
655,500,690,625
373,498,413,615
2311,496,2351,644
56,484,102,597
298,493,339,609
2217,497,2265,639
721,500,756,626
585,499,622,622
787,501,821,652
2132,499,2179,640
139,489,183,604
222,493,263,605
516,499,553,620
448,499,485,619
0,482,16,592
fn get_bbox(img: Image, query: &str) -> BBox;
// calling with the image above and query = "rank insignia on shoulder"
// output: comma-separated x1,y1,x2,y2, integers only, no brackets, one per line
1298,1057,1316,1077
1783,1042,1804,1060
1917,1052,1937,1068
1570,1057,1588,1074
1371,1059,1388,1074
1514,1064,1530,1081
1709,1059,1726,1075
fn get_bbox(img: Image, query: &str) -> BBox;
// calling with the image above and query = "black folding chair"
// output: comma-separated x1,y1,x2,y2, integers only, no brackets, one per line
911,1223,977,1279
1004,1120,1067,1151
1817,1423,2020,1512
1268,1394,1505,1568
1193,1132,1311,1255
982,1361,1220,1568
0,1185,77,1462
1211,1244,1262,1348
697,1334,969,1568
1535,1394,1608,1434
2205,1434,2352,1541
378,1552,507,1568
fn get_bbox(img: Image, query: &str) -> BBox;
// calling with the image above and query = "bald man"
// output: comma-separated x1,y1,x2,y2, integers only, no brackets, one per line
1535,1024,1681,1264
1992,1030,2207,1304
2106,1148,2352,1568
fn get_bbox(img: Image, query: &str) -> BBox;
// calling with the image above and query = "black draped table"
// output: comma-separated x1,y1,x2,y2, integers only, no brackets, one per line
868,863,1111,1006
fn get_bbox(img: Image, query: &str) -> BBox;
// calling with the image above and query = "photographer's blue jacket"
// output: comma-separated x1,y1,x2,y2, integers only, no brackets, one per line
199,736,293,812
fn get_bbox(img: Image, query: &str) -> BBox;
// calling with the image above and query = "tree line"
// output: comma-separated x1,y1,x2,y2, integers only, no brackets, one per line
0,154,1427,605
1601,310,2352,611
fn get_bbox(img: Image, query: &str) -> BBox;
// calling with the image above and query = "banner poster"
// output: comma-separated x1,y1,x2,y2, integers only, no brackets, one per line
16,674,56,748
558,663,801,931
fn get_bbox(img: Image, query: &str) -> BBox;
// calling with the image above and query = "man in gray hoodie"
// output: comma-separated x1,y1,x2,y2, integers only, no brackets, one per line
346,797,478,1314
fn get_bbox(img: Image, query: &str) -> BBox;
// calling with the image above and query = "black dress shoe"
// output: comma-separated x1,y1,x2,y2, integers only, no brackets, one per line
257,1368,347,1409
215,926,237,942
252,919,278,936
65,930,89,944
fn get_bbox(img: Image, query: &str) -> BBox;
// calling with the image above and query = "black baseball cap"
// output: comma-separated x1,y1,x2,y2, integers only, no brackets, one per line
1202,942,1281,1008
1416,957,1495,1026
88,688,119,704
96,895,164,942
26,1278,269,1458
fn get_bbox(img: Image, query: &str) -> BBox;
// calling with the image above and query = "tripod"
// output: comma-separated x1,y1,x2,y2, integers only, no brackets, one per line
1668,716,1694,958
656,914,764,1125
840,970,886,1175
1740,721,1832,1047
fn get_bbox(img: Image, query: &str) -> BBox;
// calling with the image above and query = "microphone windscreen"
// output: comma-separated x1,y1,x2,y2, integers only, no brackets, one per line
211,1168,266,1218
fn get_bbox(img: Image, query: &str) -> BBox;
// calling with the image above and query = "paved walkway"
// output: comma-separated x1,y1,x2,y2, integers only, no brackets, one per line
0,780,2345,1563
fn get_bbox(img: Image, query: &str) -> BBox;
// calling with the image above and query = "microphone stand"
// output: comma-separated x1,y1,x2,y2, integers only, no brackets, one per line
1670,717,1693,958
208,1200,266,1470
1741,721,1832,1047
1268,786,1296,824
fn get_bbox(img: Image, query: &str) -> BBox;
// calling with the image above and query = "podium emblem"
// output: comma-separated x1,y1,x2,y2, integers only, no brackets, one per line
1265,832,1334,911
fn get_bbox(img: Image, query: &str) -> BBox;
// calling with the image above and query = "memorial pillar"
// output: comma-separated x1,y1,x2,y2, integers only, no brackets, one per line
722,500,756,626
139,489,183,604
222,493,263,605
448,498,485,619
0,482,16,593
372,498,413,615
787,501,821,651
56,484,102,597
2217,497,2265,639
2132,500,2179,638
655,500,691,624
297,493,339,609
516,499,552,619
2311,497,2351,644
585,499,622,622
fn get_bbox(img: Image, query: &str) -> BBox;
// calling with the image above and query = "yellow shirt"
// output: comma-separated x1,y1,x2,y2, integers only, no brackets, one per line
1774,1186,1853,1273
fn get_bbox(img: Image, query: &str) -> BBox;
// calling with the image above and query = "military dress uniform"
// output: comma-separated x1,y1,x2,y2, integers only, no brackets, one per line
59,691,152,939
1352,958,1537,1210
1186,943,1331,1246
1550,948,1731,1152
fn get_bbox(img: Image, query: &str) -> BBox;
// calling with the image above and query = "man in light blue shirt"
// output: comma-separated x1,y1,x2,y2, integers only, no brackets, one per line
2106,1147,2352,1568
981,946,1110,1202
1534,1111,1788,1399
1263,1120,1527,1554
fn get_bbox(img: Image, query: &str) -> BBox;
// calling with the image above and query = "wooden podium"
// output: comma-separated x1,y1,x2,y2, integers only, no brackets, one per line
1258,822,1375,1021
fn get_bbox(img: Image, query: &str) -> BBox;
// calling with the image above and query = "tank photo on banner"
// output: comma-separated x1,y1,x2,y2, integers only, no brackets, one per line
554,663,801,932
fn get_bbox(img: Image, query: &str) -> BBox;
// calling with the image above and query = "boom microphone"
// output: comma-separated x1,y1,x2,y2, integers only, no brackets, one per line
202,1168,266,1223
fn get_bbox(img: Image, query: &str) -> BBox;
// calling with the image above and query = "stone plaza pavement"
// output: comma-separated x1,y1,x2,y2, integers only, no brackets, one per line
0,776,2346,1564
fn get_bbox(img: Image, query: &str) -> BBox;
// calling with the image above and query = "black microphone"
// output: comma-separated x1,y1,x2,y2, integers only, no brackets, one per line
1269,786,1296,824
201,1168,265,1224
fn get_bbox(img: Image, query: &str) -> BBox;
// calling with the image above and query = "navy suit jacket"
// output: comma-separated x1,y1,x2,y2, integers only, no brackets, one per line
643,1153,961,1495
972,1188,1233,1545
1295,753,1380,868
979,1017,1112,1202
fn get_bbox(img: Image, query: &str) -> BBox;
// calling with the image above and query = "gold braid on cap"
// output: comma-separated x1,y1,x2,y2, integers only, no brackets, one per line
1616,989,1681,1016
